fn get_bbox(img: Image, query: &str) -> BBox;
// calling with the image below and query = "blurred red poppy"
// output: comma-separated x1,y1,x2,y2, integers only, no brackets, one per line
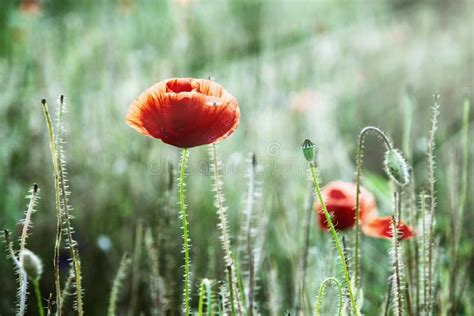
126,78,240,148
20,0,40,15
362,216,415,240
316,181,377,231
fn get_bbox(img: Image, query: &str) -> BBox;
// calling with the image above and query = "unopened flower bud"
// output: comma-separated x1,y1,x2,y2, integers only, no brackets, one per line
21,249,43,281
384,149,410,186
301,139,316,162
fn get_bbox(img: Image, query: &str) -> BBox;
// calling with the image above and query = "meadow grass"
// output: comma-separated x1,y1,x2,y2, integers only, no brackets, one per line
1,1,472,315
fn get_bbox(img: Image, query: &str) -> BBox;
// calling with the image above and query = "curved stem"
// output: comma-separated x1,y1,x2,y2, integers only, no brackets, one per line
315,277,343,316
309,162,358,316
198,279,212,316
180,148,191,315
354,126,393,292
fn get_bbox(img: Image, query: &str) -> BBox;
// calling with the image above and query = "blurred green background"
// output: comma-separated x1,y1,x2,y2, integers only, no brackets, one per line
0,0,472,314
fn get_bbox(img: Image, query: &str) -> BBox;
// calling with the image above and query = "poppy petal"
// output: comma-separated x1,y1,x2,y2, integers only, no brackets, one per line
361,216,415,240
126,78,240,148
315,181,378,231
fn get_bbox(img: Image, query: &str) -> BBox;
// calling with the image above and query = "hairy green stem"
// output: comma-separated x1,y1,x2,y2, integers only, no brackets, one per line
40,100,62,315
354,127,393,292
309,162,358,315
109,254,131,316
180,148,191,315
315,277,342,316
427,97,440,313
210,144,242,314
56,96,84,315
198,279,213,316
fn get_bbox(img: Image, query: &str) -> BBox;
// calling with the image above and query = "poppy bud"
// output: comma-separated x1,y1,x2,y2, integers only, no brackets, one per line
302,139,316,162
384,149,410,187
20,249,43,281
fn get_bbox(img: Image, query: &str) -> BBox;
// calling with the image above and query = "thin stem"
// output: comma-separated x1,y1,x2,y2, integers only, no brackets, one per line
308,162,358,315
210,144,241,314
393,189,403,316
227,265,236,316
180,148,191,315
40,100,62,315
246,154,256,316
56,97,84,315
19,184,38,258
314,277,343,316
33,279,45,316
427,97,440,313
354,127,393,292
198,279,213,316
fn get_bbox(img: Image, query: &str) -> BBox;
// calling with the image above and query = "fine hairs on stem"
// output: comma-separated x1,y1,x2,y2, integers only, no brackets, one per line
55,95,84,314
302,139,359,316
354,127,393,292
209,144,242,315
314,277,343,316
108,254,131,316
4,184,41,315
4,229,29,316
40,99,63,314
245,154,257,316
179,148,192,315
426,95,440,314
198,278,213,316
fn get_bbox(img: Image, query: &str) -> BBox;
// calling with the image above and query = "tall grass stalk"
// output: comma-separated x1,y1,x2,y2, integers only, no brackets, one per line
354,127,393,291
40,99,62,314
4,229,28,316
245,154,257,316
449,98,470,313
426,96,440,313
144,228,162,316
314,277,343,316
108,254,131,316
307,160,358,315
55,96,84,314
128,222,143,316
179,148,191,315
209,144,242,315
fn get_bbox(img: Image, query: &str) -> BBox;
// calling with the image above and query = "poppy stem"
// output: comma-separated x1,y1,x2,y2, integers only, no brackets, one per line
179,147,191,315
308,162,358,316
33,278,45,316
315,277,343,316
40,99,62,315
355,126,393,293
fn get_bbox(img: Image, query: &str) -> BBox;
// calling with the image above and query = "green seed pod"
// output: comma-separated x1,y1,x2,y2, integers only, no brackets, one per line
21,249,43,281
384,149,410,186
301,139,316,162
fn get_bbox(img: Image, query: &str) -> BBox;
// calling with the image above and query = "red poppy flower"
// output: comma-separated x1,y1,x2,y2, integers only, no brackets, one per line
361,216,415,240
126,78,240,148
316,181,377,231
